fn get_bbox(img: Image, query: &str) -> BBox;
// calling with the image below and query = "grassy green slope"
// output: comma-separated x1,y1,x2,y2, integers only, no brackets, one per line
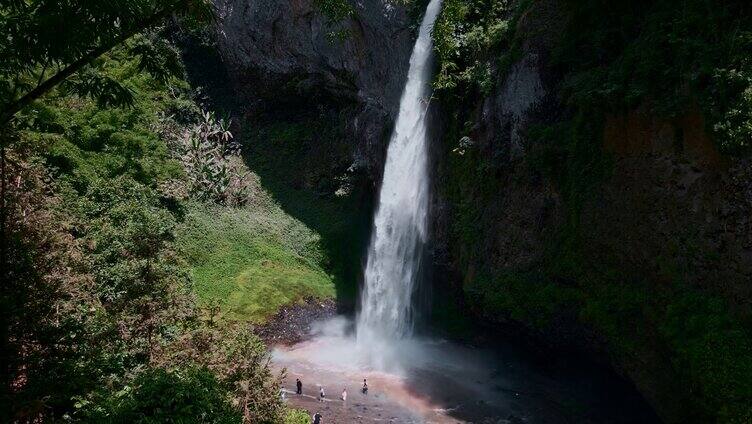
175,108,370,321
176,200,336,323
177,31,369,318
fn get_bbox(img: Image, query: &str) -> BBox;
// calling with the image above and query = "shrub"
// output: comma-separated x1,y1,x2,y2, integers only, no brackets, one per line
177,111,250,205
283,409,311,424
433,0,515,95
75,367,241,423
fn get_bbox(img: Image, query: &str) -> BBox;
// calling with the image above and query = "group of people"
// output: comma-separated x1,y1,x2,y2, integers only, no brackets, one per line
293,378,368,401
291,378,369,424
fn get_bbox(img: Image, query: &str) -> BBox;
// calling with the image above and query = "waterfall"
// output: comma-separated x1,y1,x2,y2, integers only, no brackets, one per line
357,0,442,346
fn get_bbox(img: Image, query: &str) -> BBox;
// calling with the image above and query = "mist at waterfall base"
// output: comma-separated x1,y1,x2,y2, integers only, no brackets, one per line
274,316,658,423
273,0,658,421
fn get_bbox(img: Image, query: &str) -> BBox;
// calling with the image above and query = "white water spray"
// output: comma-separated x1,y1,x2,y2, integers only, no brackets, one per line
357,0,442,347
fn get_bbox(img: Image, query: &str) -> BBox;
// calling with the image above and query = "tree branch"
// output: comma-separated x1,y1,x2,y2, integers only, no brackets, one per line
35,57,51,89
0,1,185,126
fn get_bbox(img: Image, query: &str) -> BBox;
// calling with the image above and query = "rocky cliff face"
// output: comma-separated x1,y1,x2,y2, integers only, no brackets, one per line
431,0,752,422
431,0,566,276
213,0,415,177
434,0,752,299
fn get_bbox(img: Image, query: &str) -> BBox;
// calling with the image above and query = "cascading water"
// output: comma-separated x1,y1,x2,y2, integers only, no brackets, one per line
356,0,442,347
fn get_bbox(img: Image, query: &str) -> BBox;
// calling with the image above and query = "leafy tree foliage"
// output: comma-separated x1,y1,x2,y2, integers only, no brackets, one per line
178,111,251,205
0,32,293,422
0,0,213,125
0,140,96,421
156,326,287,424
75,367,241,423
433,0,516,95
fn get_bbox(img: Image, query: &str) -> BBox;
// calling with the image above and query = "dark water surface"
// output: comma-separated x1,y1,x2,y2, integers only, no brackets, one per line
401,337,660,423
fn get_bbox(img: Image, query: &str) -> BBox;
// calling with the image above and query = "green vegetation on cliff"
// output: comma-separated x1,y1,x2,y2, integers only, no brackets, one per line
433,0,520,95
433,0,752,422
555,0,752,155
434,0,752,155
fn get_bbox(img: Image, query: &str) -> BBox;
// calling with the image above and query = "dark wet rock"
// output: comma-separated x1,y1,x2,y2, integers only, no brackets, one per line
255,297,337,346
213,0,415,178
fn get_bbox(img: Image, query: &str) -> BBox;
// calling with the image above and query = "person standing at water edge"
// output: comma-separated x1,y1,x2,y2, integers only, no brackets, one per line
296,378,302,395
341,388,347,402
319,386,325,402
362,379,368,394
312,412,322,424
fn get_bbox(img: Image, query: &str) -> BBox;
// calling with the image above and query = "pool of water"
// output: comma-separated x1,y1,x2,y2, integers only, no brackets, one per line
272,317,660,423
